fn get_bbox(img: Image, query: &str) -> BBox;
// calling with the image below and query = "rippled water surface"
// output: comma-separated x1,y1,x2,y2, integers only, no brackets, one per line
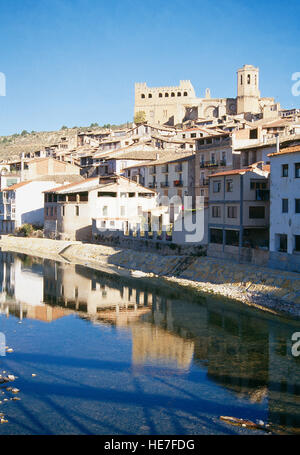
0,251,300,435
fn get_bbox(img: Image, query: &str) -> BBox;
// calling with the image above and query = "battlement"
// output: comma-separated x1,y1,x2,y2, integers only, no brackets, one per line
135,80,196,100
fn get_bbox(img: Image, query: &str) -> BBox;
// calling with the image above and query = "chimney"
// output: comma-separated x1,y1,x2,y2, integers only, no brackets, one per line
276,134,280,154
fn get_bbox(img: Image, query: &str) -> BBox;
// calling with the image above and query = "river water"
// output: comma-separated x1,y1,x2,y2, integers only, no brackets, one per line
0,251,300,435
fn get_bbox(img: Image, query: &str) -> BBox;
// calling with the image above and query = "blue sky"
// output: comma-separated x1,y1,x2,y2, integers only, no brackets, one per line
0,0,299,136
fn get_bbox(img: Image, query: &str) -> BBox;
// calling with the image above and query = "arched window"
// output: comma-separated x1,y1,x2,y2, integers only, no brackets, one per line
159,93,163,98
171,92,175,97
165,93,169,97
148,93,152,98
141,94,145,99
247,74,251,84
177,92,181,96
240,75,243,85
183,91,188,96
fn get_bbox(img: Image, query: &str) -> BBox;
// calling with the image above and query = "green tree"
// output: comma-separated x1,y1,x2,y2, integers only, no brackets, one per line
134,111,146,125
21,130,29,136
90,122,99,128
61,125,68,130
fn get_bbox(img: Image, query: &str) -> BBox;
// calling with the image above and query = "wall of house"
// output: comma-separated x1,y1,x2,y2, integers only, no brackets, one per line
269,152,300,270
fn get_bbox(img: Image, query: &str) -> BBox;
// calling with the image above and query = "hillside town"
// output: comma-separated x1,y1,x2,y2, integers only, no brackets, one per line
0,64,300,272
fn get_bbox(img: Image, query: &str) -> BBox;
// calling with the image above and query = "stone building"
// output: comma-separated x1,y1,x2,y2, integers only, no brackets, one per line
134,65,279,126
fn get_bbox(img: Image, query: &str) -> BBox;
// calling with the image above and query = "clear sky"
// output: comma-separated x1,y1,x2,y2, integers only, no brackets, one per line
0,0,299,136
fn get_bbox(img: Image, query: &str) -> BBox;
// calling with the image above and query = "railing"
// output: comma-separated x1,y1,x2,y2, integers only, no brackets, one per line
200,160,226,168
160,182,169,188
148,182,157,188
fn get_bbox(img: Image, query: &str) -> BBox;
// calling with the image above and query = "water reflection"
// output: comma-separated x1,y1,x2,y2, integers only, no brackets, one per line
1,252,300,433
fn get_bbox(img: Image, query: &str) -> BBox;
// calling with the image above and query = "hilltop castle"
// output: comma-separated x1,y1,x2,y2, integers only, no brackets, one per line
134,65,280,126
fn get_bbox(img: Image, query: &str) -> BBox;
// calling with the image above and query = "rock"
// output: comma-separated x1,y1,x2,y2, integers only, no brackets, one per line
220,416,268,431
11,388,20,394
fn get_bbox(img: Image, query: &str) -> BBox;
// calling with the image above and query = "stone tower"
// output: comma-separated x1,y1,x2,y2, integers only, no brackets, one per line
237,64,260,114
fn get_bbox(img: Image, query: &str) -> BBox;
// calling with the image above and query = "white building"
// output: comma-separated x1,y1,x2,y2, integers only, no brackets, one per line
0,180,62,233
269,145,300,271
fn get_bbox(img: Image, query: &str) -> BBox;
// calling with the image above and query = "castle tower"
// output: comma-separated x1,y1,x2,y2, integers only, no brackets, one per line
237,64,260,114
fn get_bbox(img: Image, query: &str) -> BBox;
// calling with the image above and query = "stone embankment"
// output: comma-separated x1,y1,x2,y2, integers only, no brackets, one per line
1,236,300,317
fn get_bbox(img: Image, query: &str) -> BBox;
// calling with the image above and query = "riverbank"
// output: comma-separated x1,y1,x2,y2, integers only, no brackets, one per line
1,235,300,317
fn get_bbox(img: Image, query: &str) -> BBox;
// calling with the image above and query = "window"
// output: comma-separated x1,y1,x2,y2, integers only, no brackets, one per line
62,206,65,217
247,74,251,84
295,163,300,178
102,206,108,216
249,206,265,219
159,93,163,98
295,235,300,252
295,199,300,213
110,221,115,227
183,91,188,96
250,180,267,190
212,206,221,218
177,92,181,97
282,164,288,177
148,93,152,98
171,92,175,97
141,94,145,99
240,75,243,85
227,206,237,218
226,180,233,192
165,93,169,97
210,228,223,244
276,234,287,253
282,199,288,213
191,133,196,138
213,181,221,193
75,206,79,216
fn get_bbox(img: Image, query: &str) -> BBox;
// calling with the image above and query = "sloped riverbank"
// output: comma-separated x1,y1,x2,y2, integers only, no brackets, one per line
1,236,300,317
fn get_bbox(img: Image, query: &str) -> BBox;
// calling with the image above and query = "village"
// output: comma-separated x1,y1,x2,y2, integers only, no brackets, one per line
0,64,300,273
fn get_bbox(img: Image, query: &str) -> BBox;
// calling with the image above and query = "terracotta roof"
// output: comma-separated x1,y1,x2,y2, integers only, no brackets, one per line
268,144,300,157
1,181,32,191
208,169,251,178
209,162,270,178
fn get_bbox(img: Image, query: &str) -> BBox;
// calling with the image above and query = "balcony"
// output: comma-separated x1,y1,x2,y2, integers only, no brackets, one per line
200,160,226,169
174,180,183,187
148,182,157,188
160,182,169,188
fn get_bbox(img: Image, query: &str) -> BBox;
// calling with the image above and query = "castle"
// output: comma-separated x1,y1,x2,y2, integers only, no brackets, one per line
134,65,280,126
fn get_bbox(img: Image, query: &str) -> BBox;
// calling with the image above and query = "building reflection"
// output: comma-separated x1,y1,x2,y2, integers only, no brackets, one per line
1,251,300,432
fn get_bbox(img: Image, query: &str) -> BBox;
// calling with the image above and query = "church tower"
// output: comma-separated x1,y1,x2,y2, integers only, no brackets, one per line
237,64,260,114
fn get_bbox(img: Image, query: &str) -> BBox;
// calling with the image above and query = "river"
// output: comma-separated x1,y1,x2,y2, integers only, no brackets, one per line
0,251,299,435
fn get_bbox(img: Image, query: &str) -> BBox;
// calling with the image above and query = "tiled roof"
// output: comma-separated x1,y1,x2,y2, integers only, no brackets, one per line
1,181,32,191
45,177,99,193
268,144,300,157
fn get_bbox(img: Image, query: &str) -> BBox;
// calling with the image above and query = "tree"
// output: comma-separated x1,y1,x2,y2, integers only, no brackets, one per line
90,122,99,128
61,125,68,130
21,130,29,136
134,111,146,125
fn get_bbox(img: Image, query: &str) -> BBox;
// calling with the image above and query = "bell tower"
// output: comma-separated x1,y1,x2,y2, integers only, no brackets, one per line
237,65,260,114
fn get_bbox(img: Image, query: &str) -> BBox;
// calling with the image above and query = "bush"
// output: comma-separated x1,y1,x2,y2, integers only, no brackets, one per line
17,224,34,237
